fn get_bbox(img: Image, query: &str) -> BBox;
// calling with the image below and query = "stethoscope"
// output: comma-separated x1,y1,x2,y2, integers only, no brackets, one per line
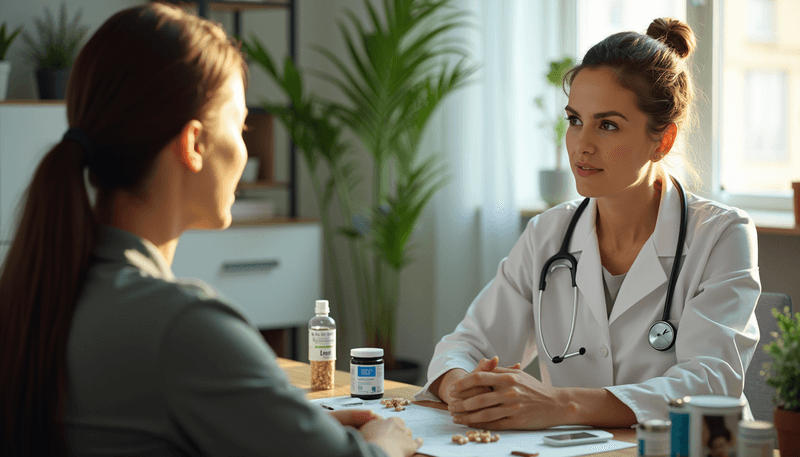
536,177,688,363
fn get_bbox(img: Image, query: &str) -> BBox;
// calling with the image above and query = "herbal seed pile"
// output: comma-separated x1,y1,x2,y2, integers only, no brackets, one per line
451,430,501,445
310,360,335,390
380,397,411,411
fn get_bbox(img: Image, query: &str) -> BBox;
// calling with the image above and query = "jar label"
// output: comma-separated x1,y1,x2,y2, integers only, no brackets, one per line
669,411,689,457
350,363,383,396
309,330,336,361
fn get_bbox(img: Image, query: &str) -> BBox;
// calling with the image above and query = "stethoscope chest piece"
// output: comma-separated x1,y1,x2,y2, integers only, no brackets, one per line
648,320,676,351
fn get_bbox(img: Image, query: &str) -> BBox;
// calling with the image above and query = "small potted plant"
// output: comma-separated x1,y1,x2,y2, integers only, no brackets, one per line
762,306,800,456
535,56,576,207
0,23,22,100
21,1,88,100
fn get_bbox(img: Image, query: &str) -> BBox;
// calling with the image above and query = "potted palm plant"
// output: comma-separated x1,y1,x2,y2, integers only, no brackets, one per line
242,0,476,378
762,306,800,456
535,56,575,207
0,23,22,100
21,1,88,100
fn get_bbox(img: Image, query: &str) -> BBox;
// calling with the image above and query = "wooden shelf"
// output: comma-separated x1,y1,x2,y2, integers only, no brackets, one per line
175,1,291,11
230,216,317,227
0,100,65,105
236,180,288,190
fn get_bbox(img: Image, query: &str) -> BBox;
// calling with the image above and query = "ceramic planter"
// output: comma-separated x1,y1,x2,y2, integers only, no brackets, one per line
539,168,576,207
0,61,10,100
774,406,800,456
36,67,71,100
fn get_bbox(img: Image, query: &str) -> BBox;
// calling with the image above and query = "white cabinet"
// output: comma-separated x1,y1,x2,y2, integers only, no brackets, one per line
171,222,321,329
0,103,68,241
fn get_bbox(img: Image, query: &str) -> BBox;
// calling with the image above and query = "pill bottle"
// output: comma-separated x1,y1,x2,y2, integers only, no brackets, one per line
668,397,690,457
737,420,774,457
683,395,744,457
350,348,384,400
637,419,671,457
309,300,336,390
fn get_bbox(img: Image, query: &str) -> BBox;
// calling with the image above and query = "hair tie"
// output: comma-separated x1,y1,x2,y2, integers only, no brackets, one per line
62,127,95,163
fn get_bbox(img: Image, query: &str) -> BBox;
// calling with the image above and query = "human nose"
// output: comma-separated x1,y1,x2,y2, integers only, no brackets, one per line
570,125,597,156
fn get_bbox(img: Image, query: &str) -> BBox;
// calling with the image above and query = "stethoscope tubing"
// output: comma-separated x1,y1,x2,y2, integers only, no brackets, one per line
537,177,688,362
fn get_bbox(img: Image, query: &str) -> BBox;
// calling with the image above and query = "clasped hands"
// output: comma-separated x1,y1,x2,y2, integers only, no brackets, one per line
438,356,569,430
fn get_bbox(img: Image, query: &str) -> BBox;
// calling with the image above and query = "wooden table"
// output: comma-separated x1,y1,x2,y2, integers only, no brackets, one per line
278,358,637,457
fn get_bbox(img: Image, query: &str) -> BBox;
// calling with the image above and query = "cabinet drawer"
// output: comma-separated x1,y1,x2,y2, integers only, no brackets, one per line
172,223,321,329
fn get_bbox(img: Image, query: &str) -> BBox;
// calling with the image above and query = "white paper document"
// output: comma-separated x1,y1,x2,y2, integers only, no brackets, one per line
310,396,636,457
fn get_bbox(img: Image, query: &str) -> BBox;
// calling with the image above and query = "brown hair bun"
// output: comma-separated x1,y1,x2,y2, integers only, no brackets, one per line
646,17,696,59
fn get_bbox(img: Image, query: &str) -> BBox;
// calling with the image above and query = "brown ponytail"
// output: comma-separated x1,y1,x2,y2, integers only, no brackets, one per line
0,3,246,455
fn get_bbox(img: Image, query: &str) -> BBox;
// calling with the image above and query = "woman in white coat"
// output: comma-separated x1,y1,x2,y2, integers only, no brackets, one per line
415,18,760,429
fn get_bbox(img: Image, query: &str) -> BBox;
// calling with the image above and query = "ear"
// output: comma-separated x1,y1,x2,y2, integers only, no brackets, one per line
652,123,678,162
171,120,204,172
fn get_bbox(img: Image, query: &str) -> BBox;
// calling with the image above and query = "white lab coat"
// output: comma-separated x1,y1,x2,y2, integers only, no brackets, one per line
415,177,760,422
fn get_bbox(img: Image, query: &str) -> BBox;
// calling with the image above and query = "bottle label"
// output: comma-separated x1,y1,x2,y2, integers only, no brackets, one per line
309,329,336,361
350,363,384,396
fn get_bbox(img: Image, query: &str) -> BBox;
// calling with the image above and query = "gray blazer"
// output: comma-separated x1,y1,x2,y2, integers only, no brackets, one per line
64,226,385,457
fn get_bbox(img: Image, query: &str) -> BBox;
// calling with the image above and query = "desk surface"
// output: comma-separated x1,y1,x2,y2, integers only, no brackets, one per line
278,358,637,457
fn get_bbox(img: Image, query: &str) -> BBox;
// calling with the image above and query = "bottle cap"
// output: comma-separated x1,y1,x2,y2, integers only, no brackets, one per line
738,420,774,439
351,348,384,358
638,419,671,432
315,300,330,314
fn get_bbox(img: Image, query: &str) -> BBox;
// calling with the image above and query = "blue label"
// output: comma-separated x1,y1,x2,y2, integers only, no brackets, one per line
638,439,644,456
669,411,689,457
358,366,376,377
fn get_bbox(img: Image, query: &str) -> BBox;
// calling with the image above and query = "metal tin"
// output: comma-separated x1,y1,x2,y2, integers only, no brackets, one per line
350,348,384,399
669,397,690,457
737,420,774,457
683,395,745,457
637,419,671,457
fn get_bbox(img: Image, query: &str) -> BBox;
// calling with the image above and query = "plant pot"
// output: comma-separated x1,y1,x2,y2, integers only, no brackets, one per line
539,168,576,207
774,406,800,456
0,61,11,100
35,67,71,100
384,358,422,386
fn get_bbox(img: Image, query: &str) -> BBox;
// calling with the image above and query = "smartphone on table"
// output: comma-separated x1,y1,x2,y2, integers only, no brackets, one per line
541,430,613,447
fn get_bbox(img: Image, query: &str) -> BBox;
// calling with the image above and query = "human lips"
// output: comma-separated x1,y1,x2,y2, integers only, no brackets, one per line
576,161,602,171
575,161,602,177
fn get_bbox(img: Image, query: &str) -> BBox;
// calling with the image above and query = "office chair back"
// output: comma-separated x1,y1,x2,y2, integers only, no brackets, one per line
744,292,793,423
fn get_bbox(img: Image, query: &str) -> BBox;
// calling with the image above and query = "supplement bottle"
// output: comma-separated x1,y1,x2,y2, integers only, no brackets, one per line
309,300,336,390
737,420,774,457
350,348,384,400
637,419,671,457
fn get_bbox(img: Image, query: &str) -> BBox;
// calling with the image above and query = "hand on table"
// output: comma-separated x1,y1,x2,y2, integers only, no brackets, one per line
359,415,423,457
446,357,566,430
329,409,380,428
437,356,521,405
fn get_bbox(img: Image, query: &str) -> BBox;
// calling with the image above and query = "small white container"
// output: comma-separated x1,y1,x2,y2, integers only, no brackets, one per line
637,419,671,457
737,420,774,457
683,395,745,457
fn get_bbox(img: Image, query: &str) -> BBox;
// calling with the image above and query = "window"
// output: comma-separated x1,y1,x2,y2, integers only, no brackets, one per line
747,0,776,42
695,0,798,209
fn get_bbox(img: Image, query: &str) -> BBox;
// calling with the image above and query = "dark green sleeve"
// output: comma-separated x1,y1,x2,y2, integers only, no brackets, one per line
158,301,387,457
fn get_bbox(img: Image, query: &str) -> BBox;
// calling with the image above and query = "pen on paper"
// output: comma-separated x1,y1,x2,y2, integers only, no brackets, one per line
341,401,364,407
510,452,539,457
320,404,334,410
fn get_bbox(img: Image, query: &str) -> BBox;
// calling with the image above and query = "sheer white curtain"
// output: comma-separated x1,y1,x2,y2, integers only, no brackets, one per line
429,0,573,340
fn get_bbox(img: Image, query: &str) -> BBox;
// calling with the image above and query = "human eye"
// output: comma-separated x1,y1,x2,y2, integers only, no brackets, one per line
599,120,618,131
567,115,582,126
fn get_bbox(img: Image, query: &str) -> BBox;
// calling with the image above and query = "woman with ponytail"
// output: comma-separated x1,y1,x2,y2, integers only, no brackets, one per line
0,4,421,456
418,18,760,430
